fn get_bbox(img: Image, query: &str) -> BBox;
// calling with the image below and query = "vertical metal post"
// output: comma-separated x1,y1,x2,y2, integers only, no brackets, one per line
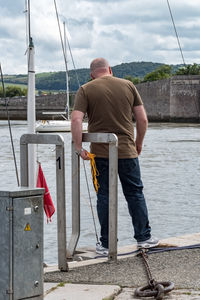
56,145,68,271
8,197,13,300
67,142,80,256
108,143,118,261
20,143,28,186
27,37,36,188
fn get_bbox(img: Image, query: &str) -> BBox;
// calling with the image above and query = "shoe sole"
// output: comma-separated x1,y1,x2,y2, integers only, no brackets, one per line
96,250,108,256
137,241,160,249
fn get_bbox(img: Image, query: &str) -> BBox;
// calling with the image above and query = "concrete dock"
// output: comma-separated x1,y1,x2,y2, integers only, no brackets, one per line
44,233,200,299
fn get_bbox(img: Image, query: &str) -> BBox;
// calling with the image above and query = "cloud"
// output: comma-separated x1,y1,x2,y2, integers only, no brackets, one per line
0,0,200,74
0,0,24,15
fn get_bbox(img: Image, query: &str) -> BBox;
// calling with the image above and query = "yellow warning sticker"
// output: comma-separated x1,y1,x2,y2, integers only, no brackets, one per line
24,223,31,231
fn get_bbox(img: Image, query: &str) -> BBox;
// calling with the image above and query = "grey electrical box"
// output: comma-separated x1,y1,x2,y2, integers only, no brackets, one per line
0,187,44,300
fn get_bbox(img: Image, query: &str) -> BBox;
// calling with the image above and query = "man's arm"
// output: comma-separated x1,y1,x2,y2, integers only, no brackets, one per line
132,105,148,155
71,110,89,160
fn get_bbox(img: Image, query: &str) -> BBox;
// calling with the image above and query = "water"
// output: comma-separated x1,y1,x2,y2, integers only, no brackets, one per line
0,121,199,264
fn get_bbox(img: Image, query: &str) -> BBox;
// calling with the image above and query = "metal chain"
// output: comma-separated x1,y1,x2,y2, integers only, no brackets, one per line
139,248,155,287
135,248,175,299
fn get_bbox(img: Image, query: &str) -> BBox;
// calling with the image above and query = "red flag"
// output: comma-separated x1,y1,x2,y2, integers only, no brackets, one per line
36,163,55,222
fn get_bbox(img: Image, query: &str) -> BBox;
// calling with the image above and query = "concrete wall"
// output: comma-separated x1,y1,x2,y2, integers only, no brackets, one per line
136,79,171,121
170,76,200,122
0,93,75,120
0,76,200,122
136,75,200,122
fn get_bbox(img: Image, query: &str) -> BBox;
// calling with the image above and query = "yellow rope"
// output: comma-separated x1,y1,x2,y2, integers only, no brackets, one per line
87,152,100,193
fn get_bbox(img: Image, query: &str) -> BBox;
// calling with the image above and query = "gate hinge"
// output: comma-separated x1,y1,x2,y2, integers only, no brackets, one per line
6,206,14,211
6,289,13,294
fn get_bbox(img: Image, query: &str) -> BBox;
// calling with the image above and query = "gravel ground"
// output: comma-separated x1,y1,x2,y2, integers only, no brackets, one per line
44,249,200,289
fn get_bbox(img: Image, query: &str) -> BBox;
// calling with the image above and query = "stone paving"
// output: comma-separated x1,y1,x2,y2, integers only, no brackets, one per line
44,283,200,300
45,249,200,289
115,288,200,300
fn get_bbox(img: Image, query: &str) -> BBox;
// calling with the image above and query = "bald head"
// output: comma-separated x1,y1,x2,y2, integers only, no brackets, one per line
90,58,112,79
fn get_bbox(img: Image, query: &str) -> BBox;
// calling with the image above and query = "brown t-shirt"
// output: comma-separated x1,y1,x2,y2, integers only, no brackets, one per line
73,75,143,158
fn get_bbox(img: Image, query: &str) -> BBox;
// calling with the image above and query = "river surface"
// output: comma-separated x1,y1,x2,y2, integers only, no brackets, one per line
0,121,199,264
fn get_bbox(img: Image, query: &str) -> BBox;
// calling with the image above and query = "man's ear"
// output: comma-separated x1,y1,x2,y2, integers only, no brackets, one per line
90,72,95,80
109,66,113,75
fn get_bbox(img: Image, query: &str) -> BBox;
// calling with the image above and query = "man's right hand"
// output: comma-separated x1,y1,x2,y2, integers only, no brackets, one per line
80,149,90,160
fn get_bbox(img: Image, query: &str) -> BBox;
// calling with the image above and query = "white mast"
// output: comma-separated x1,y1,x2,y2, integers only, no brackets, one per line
26,0,36,187
54,0,70,119
63,22,69,120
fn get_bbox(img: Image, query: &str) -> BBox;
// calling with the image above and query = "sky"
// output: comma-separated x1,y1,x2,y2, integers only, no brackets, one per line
0,0,200,74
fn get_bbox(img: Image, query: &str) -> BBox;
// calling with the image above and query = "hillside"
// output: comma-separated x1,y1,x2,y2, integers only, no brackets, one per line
4,61,182,92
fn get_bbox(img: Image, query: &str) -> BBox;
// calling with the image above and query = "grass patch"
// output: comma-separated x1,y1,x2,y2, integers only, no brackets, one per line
4,82,28,89
102,297,115,300
57,282,65,287
182,292,192,295
45,282,66,296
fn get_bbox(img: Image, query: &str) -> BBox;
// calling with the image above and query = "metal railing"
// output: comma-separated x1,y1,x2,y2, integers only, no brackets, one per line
68,133,118,261
20,133,68,271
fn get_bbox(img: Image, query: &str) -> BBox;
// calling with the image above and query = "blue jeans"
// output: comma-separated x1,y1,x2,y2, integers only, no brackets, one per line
95,157,151,248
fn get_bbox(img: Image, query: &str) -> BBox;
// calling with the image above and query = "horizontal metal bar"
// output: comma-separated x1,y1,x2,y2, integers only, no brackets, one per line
82,133,118,144
42,112,66,115
20,133,64,146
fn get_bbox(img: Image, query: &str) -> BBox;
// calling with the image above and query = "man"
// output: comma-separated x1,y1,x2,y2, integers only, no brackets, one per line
71,57,159,255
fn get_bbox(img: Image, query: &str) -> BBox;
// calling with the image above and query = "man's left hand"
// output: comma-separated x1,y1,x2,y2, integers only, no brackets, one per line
136,143,143,155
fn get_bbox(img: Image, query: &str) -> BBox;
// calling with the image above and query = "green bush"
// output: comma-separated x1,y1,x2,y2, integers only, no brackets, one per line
0,86,27,98
124,75,141,84
143,65,172,82
175,63,200,75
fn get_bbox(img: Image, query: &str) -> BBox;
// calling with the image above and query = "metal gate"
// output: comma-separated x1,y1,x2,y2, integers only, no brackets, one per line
20,133,68,271
68,133,118,261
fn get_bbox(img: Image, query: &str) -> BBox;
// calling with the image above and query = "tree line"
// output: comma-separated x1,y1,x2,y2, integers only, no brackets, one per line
124,63,200,84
